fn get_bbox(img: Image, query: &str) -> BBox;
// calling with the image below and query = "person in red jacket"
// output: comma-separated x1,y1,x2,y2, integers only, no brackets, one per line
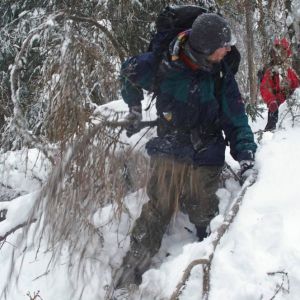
260,37,300,131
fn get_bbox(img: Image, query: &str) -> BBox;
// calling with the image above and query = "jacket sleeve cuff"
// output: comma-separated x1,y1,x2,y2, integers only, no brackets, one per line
236,150,255,162
128,99,142,108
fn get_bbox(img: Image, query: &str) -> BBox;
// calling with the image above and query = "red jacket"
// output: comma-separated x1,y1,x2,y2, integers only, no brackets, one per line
260,67,300,112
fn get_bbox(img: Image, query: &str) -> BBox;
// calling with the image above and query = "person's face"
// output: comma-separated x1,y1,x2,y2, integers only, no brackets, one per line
272,45,289,64
207,46,231,63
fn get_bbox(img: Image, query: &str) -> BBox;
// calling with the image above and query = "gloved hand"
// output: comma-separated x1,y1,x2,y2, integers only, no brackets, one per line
125,105,142,137
239,160,256,183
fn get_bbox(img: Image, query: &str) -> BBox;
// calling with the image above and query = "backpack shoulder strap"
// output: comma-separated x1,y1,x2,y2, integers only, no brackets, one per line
144,54,166,111
213,61,229,109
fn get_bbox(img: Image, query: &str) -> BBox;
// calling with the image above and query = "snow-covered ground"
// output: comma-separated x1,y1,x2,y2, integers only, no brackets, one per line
1,93,300,300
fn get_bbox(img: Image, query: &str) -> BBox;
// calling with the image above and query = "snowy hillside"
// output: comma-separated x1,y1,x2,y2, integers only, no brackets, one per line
1,94,300,300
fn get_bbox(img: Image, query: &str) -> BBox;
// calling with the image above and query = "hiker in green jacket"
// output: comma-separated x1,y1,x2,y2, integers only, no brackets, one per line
114,11,257,298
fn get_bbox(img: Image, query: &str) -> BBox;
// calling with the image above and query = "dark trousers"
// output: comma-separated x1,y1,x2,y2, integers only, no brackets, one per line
115,157,222,288
264,109,279,131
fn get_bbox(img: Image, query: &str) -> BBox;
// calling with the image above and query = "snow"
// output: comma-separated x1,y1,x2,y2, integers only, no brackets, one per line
211,126,300,300
0,192,38,237
1,94,300,300
0,148,50,193
46,18,55,27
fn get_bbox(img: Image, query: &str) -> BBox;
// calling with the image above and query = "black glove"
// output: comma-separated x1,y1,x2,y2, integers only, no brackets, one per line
239,160,256,182
125,105,142,137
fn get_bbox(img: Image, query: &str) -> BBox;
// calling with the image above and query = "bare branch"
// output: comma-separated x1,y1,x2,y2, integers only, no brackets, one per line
26,290,43,300
169,174,257,300
0,218,37,242
267,271,290,300
169,259,209,300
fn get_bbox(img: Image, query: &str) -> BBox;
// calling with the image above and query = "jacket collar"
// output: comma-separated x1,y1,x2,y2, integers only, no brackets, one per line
168,30,216,73
179,51,200,71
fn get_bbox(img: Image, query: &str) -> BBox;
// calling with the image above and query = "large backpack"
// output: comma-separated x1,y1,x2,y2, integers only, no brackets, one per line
148,5,241,75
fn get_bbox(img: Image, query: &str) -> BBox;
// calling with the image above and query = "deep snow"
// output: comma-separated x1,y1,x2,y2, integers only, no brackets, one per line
1,93,300,300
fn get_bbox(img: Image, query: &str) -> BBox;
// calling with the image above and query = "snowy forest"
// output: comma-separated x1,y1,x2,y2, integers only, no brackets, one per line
1,0,300,299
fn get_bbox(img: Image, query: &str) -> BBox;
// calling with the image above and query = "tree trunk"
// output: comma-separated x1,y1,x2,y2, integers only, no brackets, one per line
257,0,269,64
285,0,300,76
245,0,257,104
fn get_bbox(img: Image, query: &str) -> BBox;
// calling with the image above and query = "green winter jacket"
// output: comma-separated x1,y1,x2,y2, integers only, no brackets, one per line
120,52,257,166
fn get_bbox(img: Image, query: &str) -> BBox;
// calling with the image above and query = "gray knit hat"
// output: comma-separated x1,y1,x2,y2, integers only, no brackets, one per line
188,13,232,57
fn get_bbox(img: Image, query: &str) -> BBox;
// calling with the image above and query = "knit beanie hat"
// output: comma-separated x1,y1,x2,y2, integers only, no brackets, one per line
187,13,232,59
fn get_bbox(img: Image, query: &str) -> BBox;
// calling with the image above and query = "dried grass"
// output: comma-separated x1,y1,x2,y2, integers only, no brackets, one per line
34,117,149,267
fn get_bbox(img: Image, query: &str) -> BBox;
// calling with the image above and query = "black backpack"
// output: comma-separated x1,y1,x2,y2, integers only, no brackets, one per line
148,5,240,75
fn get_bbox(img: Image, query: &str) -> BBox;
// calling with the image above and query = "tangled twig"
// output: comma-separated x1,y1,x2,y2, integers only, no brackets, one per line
26,290,43,300
267,271,290,300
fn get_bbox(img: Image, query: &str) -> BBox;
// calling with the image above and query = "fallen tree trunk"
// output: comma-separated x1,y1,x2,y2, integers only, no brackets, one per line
170,172,257,300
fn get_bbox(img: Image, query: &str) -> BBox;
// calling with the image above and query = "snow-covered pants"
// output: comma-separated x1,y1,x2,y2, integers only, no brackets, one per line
117,157,221,287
